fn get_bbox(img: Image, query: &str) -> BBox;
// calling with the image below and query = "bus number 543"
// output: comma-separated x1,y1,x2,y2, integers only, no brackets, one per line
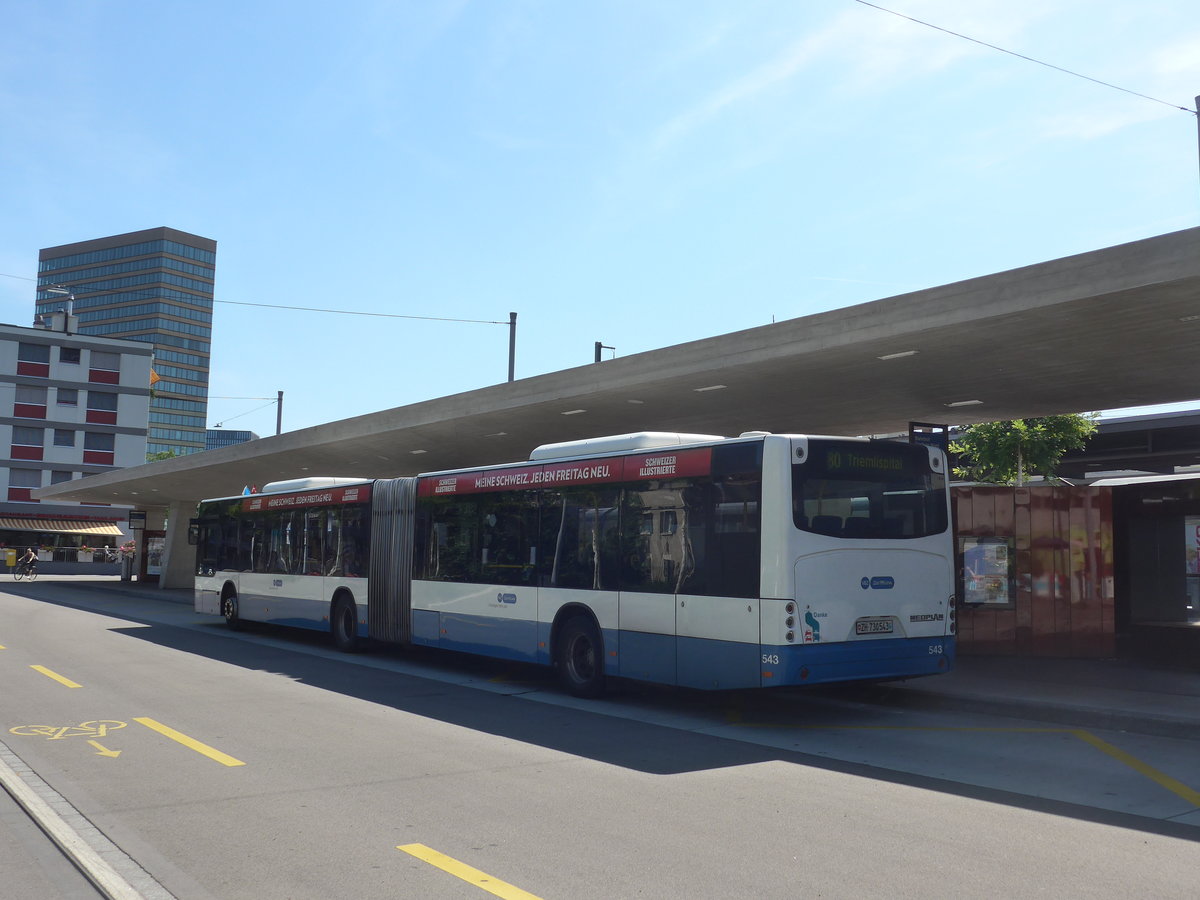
761,653,780,665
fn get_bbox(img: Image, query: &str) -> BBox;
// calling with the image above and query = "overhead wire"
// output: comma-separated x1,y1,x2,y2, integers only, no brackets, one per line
851,0,1198,116
0,273,510,326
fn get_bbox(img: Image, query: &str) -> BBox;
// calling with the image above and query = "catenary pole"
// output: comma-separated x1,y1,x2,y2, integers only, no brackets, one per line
508,312,517,382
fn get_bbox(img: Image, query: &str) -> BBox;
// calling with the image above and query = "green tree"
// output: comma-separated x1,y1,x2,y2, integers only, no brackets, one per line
146,449,178,462
949,414,1098,485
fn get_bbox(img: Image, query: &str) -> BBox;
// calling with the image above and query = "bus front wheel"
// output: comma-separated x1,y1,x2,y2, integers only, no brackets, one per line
331,597,361,653
555,616,606,698
221,590,241,631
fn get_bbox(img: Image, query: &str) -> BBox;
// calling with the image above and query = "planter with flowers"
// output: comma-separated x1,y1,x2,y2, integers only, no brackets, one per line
38,546,54,562
77,545,94,562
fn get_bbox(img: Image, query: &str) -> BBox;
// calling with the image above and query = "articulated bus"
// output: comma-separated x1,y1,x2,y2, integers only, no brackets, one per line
193,431,955,696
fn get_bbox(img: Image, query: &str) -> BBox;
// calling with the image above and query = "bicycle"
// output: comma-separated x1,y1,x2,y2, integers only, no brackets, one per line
13,561,38,581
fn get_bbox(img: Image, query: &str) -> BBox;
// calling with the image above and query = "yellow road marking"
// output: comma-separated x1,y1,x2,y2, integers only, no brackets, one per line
1072,730,1200,808
133,717,245,767
87,740,121,758
398,843,543,900
30,665,81,688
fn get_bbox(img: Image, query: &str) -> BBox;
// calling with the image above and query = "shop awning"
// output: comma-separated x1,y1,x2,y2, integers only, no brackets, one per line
0,517,124,536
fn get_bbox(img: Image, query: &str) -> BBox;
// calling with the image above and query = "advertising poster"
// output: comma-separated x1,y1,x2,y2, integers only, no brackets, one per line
961,537,1014,605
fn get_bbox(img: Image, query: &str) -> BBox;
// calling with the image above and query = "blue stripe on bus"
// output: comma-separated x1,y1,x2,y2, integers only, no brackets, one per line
408,611,952,689
769,636,955,685
420,612,539,664
617,631,676,684
675,635,762,690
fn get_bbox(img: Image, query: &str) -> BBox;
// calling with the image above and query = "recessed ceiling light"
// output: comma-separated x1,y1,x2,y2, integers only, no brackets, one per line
486,431,507,437
627,399,644,405
877,350,919,360
945,399,983,408
561,409,587,415
1179,315,1200,322
693,384,727,393
410,449,427,455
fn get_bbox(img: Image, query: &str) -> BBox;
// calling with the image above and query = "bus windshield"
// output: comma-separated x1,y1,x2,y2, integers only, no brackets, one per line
792,440,947,539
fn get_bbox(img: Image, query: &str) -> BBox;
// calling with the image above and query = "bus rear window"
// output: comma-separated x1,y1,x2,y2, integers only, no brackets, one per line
792,441,947,539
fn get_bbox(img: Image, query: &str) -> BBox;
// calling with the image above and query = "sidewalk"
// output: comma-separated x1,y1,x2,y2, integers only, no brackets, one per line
876,653,1200,738
54,577,1200,738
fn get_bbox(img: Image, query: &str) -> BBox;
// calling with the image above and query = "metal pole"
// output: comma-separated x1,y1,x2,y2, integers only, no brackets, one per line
507,312,517,382
276,390,283,435
595,341,602,363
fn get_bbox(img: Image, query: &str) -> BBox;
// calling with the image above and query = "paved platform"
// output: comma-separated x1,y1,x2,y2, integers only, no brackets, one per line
5,577,1200,898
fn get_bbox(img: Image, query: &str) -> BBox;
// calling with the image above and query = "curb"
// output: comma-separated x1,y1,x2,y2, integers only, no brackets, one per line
869,683,1200,739
0,742,172,899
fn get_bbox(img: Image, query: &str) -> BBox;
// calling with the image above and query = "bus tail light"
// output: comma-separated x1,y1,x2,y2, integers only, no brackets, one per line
948,595,957,635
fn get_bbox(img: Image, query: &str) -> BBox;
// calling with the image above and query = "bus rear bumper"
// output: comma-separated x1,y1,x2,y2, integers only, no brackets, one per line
766,636,955,686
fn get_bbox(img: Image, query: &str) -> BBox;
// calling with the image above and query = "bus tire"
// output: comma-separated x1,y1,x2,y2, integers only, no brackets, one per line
331,596,361,653
555,615,606,698
221,588,241,631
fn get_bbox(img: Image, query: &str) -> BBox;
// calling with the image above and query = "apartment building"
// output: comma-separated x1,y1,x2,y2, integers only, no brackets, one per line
0,311,151,552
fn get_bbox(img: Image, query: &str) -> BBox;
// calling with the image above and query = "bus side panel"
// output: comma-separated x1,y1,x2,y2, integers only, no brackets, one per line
413,580,538,661
411,608,439,645
758,435,795,602
676,635,762,690
618,631,676,684
439,613,538,663
195,574,223,615
617,590,677,683
236,573,328,631
676,593,761,689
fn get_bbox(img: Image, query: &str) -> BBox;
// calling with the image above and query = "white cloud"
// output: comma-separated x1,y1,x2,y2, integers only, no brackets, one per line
650,1,1053,153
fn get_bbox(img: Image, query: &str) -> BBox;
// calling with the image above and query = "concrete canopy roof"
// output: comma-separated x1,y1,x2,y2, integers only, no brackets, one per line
36,227,1200,511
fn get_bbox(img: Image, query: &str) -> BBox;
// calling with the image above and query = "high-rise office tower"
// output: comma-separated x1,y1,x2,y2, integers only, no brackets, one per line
37,227,216,456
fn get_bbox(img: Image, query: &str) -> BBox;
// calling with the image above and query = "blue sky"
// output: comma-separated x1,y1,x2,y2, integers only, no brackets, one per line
2,0,1198,441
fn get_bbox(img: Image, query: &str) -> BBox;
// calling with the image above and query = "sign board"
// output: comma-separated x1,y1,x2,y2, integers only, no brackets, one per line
128,511,147,530
909,421,949,455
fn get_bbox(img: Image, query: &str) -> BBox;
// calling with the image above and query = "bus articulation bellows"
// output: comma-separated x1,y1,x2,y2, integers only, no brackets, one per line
193,431,955,696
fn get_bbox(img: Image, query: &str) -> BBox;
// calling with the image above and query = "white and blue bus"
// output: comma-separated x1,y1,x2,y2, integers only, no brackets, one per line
193,431,955,696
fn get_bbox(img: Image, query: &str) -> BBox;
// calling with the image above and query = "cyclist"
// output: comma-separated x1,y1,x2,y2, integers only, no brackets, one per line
18,547,37,576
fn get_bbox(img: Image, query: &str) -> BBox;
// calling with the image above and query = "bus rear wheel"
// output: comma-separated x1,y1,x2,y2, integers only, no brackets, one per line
556,616,606,698
331,596,361,653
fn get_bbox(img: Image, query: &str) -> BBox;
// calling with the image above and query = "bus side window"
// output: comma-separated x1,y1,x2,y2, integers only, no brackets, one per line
539,487,619,591
420,495,479,582
621,482,688,594
478,491,538,586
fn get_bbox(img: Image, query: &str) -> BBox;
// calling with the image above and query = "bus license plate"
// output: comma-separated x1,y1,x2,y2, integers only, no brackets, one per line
856,618,894,635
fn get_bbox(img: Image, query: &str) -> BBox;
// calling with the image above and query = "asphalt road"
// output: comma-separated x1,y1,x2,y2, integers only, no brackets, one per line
2,580,1198,899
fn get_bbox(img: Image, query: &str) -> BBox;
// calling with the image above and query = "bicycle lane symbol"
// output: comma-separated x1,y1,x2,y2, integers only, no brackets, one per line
10,720,126,757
